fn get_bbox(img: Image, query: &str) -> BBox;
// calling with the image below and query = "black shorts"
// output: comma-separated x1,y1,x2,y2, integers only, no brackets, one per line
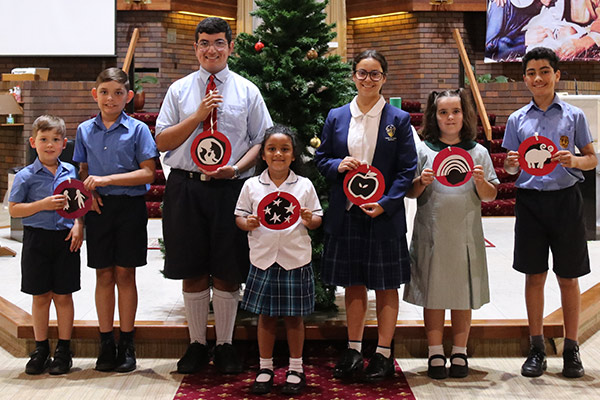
21,226,81,295
513,185,590,278
85,195,148,269
162,169,249,283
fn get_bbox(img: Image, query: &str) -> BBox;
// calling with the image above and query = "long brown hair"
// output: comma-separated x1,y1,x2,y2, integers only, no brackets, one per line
421,88,477,142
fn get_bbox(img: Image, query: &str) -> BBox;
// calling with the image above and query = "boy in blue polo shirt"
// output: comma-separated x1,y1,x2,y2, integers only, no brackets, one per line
503,47,597,379
73,67,158,373
9,115,83,375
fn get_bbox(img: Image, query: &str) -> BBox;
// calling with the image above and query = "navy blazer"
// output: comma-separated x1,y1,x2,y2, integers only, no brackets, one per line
315,102,417,239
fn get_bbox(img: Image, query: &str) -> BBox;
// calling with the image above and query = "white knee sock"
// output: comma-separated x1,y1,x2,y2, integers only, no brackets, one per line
428,345,445,367
212,288,240,346
287,357,303,383
451,345,467,366
183,289,210,345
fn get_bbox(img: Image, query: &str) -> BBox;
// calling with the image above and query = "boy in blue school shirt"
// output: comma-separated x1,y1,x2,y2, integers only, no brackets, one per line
9,115,83,376
73,67,158,373
503,47,597,379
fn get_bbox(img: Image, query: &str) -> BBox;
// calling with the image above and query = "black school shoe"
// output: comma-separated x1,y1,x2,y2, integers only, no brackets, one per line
281,370,307,396
95,340,117,372
333,348,363,380
177,342,210,374
250,369,274,395
427,354,447,380
213,343,243,374
363,353,395,382
49,346,73,375
25,347,51,375
521,346,547,377
562,345,585,378
449,353,469,378
115,341,136,373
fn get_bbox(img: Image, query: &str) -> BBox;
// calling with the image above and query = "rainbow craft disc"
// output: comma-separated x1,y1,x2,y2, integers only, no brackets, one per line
190,130,232,172
257,191,301,230
53,179,92,219
518,135,558,176
432,146,474,187
343,164,385,206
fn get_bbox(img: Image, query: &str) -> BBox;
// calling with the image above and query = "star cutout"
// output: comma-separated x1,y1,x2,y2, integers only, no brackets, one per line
284,202,296,214
272,198,282,206
285,215,292,223
264,206,271,215
270,213,281,223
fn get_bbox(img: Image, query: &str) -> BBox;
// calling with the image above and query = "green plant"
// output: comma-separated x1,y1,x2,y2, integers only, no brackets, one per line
465,65,509,85
134,75,158,93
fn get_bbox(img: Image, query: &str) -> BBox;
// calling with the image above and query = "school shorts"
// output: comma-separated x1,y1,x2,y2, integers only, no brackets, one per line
21,226,81,295
85,195,148,269
513,185,590,279
161,169,249,284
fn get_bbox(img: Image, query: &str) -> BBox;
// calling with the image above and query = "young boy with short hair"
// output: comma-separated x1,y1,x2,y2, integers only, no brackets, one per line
73,67,158,373
503,46,597,379
9,115,83,375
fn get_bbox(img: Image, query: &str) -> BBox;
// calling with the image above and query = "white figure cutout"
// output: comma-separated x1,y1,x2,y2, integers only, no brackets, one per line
75,189,86,209
525,143,553,169
63,189,71,210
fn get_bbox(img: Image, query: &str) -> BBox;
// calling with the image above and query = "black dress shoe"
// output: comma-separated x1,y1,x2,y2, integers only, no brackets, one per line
49,347,73,375
115,342,136,373
363,353,395,382
427,354,447,380
281,370,307,396
562,345,585,378
250,369,274,395
521,346,546,377
213,343,243,374
333,348,363,380
449,353,468,378
177,342,209,374
95,340,117,372
25,347,51,375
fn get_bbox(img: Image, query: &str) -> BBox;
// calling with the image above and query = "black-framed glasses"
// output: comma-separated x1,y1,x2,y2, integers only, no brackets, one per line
196,39,229,51
354,69,385,82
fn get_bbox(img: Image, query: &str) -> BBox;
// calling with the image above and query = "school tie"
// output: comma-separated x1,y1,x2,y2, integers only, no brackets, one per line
203,74,217,131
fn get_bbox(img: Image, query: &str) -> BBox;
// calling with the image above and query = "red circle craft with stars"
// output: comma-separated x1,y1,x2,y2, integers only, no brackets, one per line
53,179,92,219
518,135,558,176
257,191,301,230
343,164,386,206
190,130,232,172
432,146,474,187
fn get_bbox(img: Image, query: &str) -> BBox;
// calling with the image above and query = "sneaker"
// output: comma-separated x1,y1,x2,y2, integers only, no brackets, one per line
25,347,51,375
95,340,117,372
115,342,136,373
177,342,209,374
49,347,73,375
363,353,395,382
562,345,585,378
521,346,546,377
213,343,243,374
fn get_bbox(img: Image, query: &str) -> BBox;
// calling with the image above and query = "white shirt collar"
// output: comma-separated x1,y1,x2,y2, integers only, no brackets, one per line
350,95,386,119
258,169,299,186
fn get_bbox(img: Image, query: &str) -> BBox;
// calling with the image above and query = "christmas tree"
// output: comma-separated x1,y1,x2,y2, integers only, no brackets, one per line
229,0,355,310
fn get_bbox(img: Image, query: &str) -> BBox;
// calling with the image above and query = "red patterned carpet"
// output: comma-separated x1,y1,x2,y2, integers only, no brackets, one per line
174,344,415,400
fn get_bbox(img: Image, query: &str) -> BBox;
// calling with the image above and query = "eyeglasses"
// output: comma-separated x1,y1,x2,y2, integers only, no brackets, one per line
354,69,385,82
196,39,229,51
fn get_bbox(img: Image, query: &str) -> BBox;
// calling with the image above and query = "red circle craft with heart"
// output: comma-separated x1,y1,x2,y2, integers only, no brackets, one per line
518,135,558,176
343,164,386,206
190,130,232,172
53,179,92,219
257,191,301,230
432,146,474,187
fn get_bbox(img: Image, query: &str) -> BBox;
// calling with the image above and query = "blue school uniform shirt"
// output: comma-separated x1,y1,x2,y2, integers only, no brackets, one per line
9,158,77,230
502,95,593,191
73,112,158,196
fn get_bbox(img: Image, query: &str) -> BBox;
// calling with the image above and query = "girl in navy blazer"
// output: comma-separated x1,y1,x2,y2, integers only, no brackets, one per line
315,50,417,382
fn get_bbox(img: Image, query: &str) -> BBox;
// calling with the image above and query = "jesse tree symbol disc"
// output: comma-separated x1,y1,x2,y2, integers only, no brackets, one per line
53,179,92,219
257,191,301,230
343,164,385,206
432,147,474,187
190,130,232,172
518,135,558,176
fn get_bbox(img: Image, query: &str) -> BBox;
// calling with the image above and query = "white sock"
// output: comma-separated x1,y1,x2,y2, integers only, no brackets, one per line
451,346,467,366
428,345,445,367
257,358,273,382
183,289,209,345
212,288,240,346
348,340,362,352
287,357,303,384
376,345,391,359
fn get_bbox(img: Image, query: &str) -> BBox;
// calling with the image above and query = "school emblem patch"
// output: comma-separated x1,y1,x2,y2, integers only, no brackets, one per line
385,125,397,141
560,135,569,149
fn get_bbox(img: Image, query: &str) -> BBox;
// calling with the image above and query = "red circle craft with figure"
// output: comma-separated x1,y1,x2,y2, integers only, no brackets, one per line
432,146,474,187
53,179,92,219
518,135,558,176
257,191,301,230
343,164,386,206
190,130,232,172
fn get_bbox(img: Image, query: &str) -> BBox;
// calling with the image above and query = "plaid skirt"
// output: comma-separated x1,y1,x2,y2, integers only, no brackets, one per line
241,263,315,317
321,207,410,290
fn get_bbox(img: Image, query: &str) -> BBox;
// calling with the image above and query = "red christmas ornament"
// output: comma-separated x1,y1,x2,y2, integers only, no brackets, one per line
254,41,265,52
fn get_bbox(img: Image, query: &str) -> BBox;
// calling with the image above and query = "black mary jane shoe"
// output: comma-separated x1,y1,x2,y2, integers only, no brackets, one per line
251,369,274,395
333,348,363,380
449,353,469,378
281,370,307,396
427,354,447,380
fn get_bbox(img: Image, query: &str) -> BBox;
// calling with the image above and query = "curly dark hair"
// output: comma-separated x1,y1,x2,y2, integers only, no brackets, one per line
522,46,559,75
256,124,304,175
421,88,477,142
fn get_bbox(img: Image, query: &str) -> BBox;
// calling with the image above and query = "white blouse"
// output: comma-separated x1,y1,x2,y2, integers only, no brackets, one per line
347,95,386,164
